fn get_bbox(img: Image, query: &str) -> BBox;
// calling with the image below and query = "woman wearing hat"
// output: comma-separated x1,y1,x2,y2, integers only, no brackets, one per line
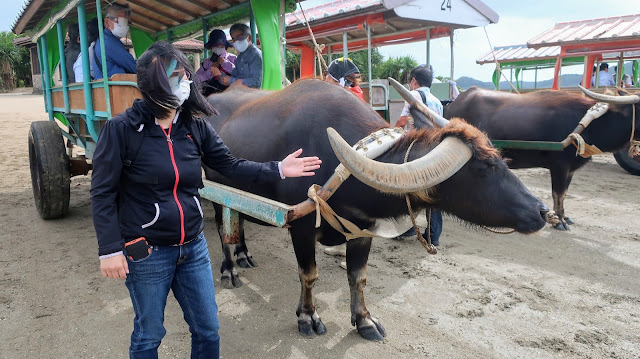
196,29,236,95
324,57,365,101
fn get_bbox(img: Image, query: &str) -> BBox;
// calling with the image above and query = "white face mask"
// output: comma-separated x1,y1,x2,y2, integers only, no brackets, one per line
233,39,249,53
111,17,129,38
171,79,192,106
212,47,226,56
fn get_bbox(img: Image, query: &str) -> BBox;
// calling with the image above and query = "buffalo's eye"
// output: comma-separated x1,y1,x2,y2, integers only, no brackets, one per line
469,160,493,176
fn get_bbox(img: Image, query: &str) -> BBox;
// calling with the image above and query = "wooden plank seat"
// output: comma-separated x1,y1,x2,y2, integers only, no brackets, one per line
51,73,141,117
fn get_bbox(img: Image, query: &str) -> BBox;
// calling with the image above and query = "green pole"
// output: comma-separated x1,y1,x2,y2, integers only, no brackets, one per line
633,60,639,87
78,1,99,142
36,42,46,108
250,7,257,45
95,0,112,120
56,21,70,113
250,0,283,90
39,37,54,122
202,18,209,59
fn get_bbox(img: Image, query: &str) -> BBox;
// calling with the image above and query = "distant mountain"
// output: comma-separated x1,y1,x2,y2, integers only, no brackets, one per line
456,74,584,90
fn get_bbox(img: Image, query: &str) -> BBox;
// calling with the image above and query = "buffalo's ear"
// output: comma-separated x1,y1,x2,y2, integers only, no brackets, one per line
617,88,631,96
409,106,436,130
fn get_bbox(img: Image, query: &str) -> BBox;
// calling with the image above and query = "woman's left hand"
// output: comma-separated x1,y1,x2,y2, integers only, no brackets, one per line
281,149,322,178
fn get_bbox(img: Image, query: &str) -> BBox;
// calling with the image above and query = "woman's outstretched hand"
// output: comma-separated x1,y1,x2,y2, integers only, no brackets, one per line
281,149,322,178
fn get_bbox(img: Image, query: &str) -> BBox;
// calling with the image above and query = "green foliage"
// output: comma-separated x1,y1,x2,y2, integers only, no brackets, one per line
376,56,418,84
345,48,383,81
284,49,301,80
284,48,413,84
14,48,32,87
0,31,30,91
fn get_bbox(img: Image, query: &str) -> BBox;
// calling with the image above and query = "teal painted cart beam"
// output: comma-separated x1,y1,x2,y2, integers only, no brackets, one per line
199,179,292,228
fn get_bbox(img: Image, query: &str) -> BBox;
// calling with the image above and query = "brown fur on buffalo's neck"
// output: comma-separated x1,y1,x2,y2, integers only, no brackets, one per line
393,118,499,160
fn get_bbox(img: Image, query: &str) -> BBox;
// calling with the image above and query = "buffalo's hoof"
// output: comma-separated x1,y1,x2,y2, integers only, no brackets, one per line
564,217,574,225
297,312,326,337
355,315,386,341
553,222,570,231
236,252,258,268
221,269,242,289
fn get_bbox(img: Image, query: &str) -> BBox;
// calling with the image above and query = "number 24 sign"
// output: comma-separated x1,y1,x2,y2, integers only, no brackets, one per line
441,0,452,11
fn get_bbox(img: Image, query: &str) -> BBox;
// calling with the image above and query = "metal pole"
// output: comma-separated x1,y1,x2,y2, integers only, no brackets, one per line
617,52,624,86
366,22,372,106
56,21,70,113
39,37,54,122
426,27,431,67
250,7,257,45
534,65,538,89
36,42,46,108
449,29,454,97
509,68,513,92
328,46,332,62
595,59,600,88
343,32,348,59
95,0,112,119
202,18,209,59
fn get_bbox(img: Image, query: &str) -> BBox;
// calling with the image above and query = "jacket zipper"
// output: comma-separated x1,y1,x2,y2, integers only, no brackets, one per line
160,123,186,244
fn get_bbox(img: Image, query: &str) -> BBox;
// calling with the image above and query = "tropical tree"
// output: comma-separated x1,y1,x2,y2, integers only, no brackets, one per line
0,31,30,91
376,55,418,84
345,48,383,81
13,48,32,88
285,49,301,81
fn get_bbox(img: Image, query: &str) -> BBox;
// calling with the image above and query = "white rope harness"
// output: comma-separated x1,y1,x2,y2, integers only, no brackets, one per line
307,128,404,240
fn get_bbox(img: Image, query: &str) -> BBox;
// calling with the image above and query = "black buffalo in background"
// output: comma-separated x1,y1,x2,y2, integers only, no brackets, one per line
444,86,640,230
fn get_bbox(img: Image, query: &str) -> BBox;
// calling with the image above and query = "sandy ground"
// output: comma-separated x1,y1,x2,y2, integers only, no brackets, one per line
1,92,639,359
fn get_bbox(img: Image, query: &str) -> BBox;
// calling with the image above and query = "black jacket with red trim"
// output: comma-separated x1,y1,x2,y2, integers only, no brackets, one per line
91,99,280,256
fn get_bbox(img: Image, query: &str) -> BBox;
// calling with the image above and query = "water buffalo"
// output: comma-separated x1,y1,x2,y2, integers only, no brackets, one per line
204,79,548,341
443,86,640,230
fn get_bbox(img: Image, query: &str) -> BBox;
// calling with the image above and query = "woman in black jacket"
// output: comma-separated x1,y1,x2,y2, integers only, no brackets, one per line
90,41,320,358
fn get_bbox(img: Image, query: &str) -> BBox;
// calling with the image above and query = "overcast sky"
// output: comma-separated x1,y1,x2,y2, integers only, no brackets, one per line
303,0,639,82
4,0,638,82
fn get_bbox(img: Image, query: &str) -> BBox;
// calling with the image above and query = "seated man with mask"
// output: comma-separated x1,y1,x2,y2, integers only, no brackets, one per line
215,23,262,88
92,3,136,80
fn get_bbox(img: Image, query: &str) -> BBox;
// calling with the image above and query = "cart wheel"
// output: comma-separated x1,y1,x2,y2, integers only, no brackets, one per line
613,144,640,176
28,121,70,219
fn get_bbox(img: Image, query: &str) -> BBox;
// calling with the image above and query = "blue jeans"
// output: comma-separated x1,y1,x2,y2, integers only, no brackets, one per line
124,233,220,359
402,210,443,246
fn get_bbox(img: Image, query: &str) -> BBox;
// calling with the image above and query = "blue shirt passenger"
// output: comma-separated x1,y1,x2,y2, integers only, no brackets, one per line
217,23,263,89
228,43,262,88
92,28,136,79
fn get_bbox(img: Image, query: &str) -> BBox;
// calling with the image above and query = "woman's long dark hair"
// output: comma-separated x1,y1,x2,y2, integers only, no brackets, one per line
136,41,215,120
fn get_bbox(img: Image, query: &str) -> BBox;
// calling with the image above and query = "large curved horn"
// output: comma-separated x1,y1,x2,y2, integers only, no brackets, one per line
388,77,450,128
327,127,472,193
578,85,640,104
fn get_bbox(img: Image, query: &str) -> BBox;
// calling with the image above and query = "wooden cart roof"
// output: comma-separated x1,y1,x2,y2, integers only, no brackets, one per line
527,13,640,53
12,0,250,39
285,0,499,53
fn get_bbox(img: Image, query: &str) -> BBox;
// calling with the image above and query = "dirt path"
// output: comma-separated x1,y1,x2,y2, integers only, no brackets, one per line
1,93,639,358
